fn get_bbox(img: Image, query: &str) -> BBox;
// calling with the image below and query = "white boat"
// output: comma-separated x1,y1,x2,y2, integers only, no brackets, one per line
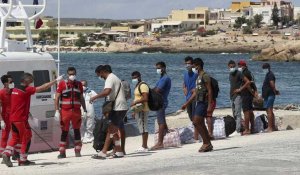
0,0,60,153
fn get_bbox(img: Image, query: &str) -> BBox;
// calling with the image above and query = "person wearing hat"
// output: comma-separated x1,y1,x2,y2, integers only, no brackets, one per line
234,60,257,135
262,63,279,132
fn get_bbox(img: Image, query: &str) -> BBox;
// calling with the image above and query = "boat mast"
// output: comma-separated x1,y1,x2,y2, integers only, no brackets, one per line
57,0,61,75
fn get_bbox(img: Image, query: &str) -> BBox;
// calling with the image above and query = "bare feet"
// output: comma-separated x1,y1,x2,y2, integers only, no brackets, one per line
242,130,251,136
150,144,164,151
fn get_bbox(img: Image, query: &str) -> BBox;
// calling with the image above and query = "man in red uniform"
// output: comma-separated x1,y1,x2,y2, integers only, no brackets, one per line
0,75,14,156
55,67,87,159
2,73,63,167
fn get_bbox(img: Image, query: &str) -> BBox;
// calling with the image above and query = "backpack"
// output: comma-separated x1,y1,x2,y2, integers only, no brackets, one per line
210,77,219,100
138,82,164,111
93,118,114,152
121,80,131,100
223,115,236,137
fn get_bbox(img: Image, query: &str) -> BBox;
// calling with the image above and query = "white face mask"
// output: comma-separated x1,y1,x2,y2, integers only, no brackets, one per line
263,69,269,74
192,68,197,73
132,78,138,84
69,75,76,81
9,83,15,89
98,76,104,81
83,86,87,91
238,68,243,72
156,69,162,75
229,68,236,73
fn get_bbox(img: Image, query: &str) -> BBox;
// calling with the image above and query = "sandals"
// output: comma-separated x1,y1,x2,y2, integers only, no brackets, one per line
91,154,106,160
135,147,149,153
198,144,213,153
108,153,124,159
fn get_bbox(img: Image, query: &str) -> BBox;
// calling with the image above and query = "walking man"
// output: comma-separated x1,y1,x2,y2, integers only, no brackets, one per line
55,67,87,159
235,60,257,135
0,75,14,156
81,80,97,143
182,58,213,152
90,65,128,159
2,73,62,167
151,62,171,150
262,63,279,132
131,71,150,152
228,60,243,133
183,56,198,140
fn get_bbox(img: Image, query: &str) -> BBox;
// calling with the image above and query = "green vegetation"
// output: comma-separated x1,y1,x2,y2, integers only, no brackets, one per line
75,33,88,48
253,14,263,28
234,16,252,29
243,26,253,34
38,29,58,42
271,2,280,27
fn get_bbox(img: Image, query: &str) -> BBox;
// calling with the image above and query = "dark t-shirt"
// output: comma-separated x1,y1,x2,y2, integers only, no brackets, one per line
262,71,276,98
241,68,257,97
229,70,243,99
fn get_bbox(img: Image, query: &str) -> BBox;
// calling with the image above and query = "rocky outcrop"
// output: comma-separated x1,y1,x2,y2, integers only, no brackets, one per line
252,41,300,62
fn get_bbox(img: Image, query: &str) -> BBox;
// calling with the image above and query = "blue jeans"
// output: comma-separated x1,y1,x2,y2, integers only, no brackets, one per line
231,95,242,132
194,101,208,118
156,105,167,125
264,95,275,109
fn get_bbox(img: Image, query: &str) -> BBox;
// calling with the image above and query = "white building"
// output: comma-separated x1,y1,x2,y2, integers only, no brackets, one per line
294,7,300,20
251,6,273,25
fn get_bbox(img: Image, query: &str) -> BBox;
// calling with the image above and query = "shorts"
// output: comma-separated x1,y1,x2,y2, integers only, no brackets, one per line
242,95,254,112
194,101,208,118
264,95,275,109
135,111,149,133
187,101,196,121
156,105,167,125
109,110,127,129
207,100,216,118
61,109,82,131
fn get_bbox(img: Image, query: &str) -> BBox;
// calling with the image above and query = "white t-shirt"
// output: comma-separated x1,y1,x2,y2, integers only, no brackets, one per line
104,73,128,111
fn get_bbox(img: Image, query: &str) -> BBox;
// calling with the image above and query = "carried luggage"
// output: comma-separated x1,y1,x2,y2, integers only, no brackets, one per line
254,114,268,133
93,118,114,152
223,115,236,137
138,82,164,111
154,129,181,148
177,127,194,144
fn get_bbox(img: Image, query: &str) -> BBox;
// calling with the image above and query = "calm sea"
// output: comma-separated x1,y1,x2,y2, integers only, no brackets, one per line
52,52,300,117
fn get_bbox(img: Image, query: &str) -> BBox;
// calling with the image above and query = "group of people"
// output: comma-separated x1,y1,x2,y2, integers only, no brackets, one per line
0,56,279,167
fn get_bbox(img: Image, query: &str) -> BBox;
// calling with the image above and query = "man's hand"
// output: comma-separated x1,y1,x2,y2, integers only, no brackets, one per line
89,97,96,104
207,104,213,113
0,121,5,130
275,90,280,95
183,87,187,96
54,110,61,121
82,111,87,119
130,101,136,107
181,103,187,111
233,88,241,94
56,75,64,82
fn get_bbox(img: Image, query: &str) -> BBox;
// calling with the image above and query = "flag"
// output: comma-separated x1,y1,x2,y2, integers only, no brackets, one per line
35,18,43,29
33,0,38,5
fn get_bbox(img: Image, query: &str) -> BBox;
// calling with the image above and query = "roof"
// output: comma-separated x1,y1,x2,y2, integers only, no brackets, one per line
162,21,183,26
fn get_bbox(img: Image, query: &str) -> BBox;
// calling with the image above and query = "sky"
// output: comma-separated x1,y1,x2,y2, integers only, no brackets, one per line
37,0,300,19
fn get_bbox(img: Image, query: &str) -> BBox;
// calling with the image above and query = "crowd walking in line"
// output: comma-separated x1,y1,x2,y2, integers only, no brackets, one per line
0,56,280,167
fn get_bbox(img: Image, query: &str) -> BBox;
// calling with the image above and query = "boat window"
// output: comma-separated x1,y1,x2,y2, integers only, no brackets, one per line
33,70,51,93
7,71,25,89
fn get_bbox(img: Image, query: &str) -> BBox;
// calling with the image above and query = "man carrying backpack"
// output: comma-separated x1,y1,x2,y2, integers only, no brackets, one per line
131,71,150,152
182,58,213,152
151,62,171,150
235,60,257,135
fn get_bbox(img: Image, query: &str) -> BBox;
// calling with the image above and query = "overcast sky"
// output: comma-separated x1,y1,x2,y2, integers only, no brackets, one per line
41,0,300,19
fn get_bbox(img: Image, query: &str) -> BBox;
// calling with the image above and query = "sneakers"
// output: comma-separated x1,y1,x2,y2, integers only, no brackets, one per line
57,153,66,159
91,151,107,160
82,137,94,144
75,152,81,157
18,160,35,166
135,147,149,153
2,154,13,167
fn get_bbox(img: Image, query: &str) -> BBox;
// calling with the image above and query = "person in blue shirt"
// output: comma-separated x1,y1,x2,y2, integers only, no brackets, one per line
183,56,198,140
151,61,171,150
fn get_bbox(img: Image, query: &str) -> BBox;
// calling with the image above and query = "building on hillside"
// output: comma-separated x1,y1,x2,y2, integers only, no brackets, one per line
209,8,234,25
127,20,152,37
294,7,300,20
87,32,127,42
261,0,293,18
168,7,209,29
250,6,273,25
231,1,262,13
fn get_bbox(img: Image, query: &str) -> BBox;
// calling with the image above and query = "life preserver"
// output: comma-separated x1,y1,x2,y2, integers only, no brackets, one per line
60,80,82,110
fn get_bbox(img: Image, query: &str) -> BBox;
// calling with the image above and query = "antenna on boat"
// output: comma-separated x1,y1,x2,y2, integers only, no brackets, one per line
57,0,61,75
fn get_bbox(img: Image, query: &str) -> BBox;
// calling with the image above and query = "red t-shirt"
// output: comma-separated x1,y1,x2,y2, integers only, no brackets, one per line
10,86,36,122
56,80,83,94
0,88,11,117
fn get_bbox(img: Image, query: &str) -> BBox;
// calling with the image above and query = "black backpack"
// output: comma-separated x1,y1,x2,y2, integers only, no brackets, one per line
223,115,236,137
210,77,219,100
93,118,114,152
138,82,164,111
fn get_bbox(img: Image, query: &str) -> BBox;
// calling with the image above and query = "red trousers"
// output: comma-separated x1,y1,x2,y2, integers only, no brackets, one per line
0,113,11,152
4,121,32,162
60,109,82,131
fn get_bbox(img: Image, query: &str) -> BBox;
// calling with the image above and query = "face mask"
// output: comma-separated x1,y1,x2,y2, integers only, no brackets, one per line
98,76,104,81
9,83,15,89
192,68,197,73
83,86,87,91
229,68,236,73
263,69,269,74
69,75,76,81
132,78,138,84
156,69,162,75
238,68,243,72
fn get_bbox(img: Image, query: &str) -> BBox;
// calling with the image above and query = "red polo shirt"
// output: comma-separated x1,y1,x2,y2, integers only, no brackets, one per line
10,86,36,122
0,88,11,117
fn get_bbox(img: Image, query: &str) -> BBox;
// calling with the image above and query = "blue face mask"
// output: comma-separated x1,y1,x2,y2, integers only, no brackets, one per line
132,78,138,85
263,69,269,74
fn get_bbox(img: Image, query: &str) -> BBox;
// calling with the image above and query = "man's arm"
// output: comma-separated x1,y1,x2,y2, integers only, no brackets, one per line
131,92,149,107
181,88,196,110
90,88,112,103
234,76,251,94
270,80,279,95
183,83,187,96
36,79,57,93
0,100,2,121
205,78,213,112
55,93,61,111
80,94,87,112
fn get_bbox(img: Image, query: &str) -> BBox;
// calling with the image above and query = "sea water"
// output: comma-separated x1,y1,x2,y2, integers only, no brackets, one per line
52,52,300,130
